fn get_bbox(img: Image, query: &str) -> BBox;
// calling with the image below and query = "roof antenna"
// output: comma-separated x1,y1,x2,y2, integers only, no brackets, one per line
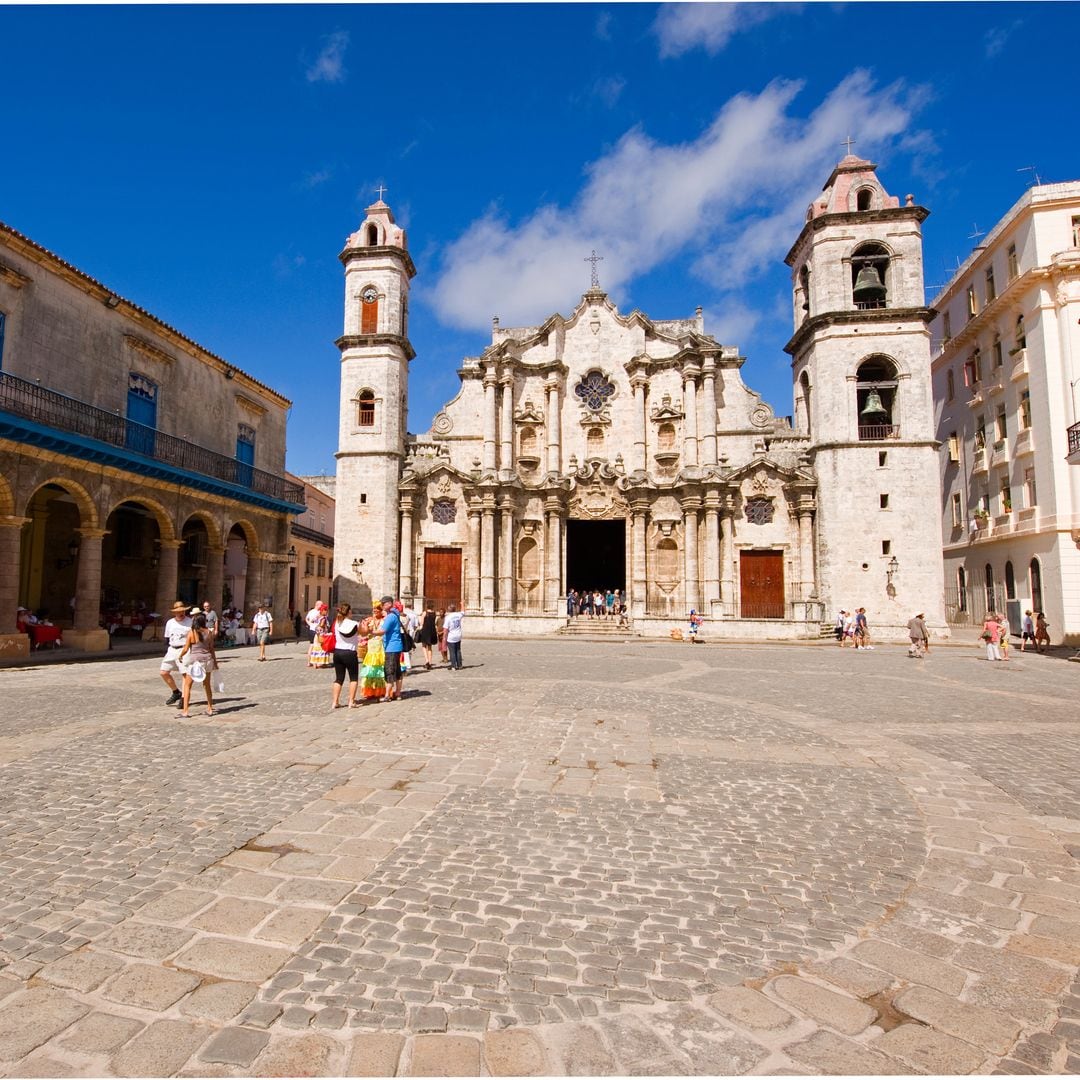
1017,165,1042,187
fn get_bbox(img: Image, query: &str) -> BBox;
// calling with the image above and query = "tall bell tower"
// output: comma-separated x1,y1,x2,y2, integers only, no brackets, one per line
785,154,946,635
335,196,415,611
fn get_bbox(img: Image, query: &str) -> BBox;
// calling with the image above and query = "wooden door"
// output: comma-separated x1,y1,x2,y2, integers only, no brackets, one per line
424,548,462,609
740,550,785,619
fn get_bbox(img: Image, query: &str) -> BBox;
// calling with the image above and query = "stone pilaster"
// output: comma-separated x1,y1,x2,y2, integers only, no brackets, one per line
630,501,648,619
480,500,496,615
545,378,561,476
703,498,721,612
497,496,514,612
683,368,699,467
631,377,648,474
399,495,416,602
0,516,30,658
682,500,701,613
544,502,563,613
722,498,738,614
483,371,498,473
244,552,266,618
68,527,109,652
799,500,817,599
499,376,514,475
701,361,718,466
466,508,482,612
204,544,225,616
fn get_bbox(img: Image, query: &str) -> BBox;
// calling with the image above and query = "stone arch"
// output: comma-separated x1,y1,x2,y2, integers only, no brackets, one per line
180,509,222,550
855,354,900,438
0,473,14,517
224,518,260,553
22,476,98,528
850,240,893,310
795,370,812,437
103,493,176,542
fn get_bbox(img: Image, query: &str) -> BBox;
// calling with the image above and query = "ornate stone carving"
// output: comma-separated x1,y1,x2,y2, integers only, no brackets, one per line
432,411,453,435
745,497,774,525
650,393,685,421
431,498,457,524
513,400,544,423
750,402,775,428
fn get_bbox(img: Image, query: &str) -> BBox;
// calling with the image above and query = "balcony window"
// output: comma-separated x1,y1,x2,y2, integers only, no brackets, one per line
951,492,963,527
1007,244,1018,280
1020,390,1031,430
974,421,986,451
1015,314,1027,351
966,285,977,321
985,266,996,304
995,408,1007,443
1024,467,1037,507
992,336,1003,369
942,310,952,343
946,369,955,402
1000,478,1012,514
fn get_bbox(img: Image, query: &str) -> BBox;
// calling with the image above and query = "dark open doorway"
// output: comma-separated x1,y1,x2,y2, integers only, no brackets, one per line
566,518,626,593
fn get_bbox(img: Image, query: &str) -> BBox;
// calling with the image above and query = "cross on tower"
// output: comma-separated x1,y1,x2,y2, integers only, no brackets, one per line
375,184,387,201
584,249,604,289
842,135,856,156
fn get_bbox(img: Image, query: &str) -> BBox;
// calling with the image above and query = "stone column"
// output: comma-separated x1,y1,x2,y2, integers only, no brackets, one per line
483,371,498,472
631,377,648,474
154,539,182,620
544,503,563,613
498,496,514,611
466,508,482,611
68,527,110,652
545,379,561,475
480,500,496,615
703,499,721,612
683,369,699,467
398,495,416,602
244,552,266,617
204,544,225,615
500,376,514,474
723,500,738,615
0,516,29,658
701,361,718,466
798,502,817,599
682,501,700,613
630,502,648,618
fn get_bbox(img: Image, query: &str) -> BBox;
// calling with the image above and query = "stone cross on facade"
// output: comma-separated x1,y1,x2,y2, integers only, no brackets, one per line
584,249,604,289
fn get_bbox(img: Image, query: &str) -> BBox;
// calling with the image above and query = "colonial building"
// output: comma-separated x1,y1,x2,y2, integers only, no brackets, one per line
931,181,1080,644
335,157,946,638
288,474,336,616
0,221,305,658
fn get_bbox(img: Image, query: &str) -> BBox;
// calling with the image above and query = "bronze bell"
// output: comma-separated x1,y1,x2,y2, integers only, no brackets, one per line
860,388,887,418
853,264,887,303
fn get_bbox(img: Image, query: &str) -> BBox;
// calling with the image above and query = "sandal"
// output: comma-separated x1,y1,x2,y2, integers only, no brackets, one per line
206,709,215,716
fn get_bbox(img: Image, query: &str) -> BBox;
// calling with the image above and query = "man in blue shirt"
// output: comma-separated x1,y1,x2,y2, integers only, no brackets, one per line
380,596,404,701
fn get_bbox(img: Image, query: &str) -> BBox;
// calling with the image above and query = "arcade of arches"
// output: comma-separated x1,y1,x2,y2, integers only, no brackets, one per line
0,463,289,657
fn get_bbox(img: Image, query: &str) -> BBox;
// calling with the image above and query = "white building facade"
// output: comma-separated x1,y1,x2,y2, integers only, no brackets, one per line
931,182,1080,644
336,159,946,639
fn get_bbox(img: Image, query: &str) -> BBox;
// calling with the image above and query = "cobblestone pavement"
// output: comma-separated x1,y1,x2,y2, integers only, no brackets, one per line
1,637,1079,1075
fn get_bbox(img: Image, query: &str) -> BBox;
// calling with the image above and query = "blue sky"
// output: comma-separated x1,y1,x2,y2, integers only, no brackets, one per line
3,3,1077,477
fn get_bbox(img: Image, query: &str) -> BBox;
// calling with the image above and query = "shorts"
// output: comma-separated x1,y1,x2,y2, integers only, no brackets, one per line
255,629,270,645
333,649,359,685
384,651,402,682
160,646,184,673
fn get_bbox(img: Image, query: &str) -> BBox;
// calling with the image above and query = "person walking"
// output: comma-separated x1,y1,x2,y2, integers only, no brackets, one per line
1021,609,1036,652
981,613,1002,661
201,601,219,641
998,612,1011,660
359,604,386,700
687,609,704,643
444,603,464,670
567,589,577,618
177,611,218,717
307,602,333,668
854,607,873,649
160,601,193,707
380,596,405,701
417,604,438,669
435,607,449,664
907,612,928,658
1035,611,1050,652
305,601,322,643
251,603,273,661
330,603,364,709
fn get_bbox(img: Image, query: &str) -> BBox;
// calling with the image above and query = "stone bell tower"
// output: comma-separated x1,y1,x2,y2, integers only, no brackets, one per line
335,196,416,612
785,154,946,635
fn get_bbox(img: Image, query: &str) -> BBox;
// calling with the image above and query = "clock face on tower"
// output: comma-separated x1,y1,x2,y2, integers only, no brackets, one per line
362,287,378,304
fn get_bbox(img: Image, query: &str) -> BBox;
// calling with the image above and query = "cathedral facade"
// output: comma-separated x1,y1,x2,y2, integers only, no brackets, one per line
334,157,946,638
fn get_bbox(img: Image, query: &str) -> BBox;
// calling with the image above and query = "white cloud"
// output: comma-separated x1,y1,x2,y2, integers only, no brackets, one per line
302,168,332,189
701,300,761,345
591,75,626,109
984,19,1022,58
428,71,926,332
306,30,349,84
653,3,780,58
595,11,613,41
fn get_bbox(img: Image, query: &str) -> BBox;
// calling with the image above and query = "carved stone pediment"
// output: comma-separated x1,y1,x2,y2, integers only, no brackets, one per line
650,393,684,421
513,400,544,424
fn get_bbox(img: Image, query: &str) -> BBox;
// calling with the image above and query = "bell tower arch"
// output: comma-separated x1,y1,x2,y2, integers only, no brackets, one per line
335,196,416,610
784,154,945,635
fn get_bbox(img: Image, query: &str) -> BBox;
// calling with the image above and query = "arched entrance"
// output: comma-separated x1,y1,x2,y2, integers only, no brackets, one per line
101,501,164,633
19,483,87,623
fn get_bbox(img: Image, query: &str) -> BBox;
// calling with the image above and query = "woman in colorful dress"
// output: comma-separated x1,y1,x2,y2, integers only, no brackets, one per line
359,604,387,700
307,602,333,668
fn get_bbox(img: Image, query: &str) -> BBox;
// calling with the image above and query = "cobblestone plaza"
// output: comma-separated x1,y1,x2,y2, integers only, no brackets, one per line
0,637,1078,1076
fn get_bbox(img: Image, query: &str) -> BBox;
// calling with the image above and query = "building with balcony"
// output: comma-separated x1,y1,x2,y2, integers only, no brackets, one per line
0,221,305,658
931,182,1080,643
288,474,336,618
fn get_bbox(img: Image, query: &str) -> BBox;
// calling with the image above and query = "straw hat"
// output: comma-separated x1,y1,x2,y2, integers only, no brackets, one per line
170,601,189,615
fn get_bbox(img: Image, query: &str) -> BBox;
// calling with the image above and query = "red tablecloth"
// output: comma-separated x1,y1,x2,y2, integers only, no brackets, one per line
29,625,62,648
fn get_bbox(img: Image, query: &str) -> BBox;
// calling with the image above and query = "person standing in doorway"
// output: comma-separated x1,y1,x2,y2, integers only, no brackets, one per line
160,601,192,707
251,603,273,661
444,603,464,670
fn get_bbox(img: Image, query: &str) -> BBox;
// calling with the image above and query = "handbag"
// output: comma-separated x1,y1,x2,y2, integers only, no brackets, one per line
321,632,336,652
189,660,206,681
401,630,414,652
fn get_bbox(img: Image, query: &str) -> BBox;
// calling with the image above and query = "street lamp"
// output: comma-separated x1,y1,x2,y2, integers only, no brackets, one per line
287,545,297,565
886,555,899,584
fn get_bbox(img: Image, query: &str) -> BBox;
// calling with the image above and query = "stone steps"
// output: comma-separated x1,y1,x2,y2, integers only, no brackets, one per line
557,619,632,635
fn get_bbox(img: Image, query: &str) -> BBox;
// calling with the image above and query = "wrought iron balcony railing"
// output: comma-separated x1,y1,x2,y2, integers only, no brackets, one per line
0,371,305,506
1069,420,1080,458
